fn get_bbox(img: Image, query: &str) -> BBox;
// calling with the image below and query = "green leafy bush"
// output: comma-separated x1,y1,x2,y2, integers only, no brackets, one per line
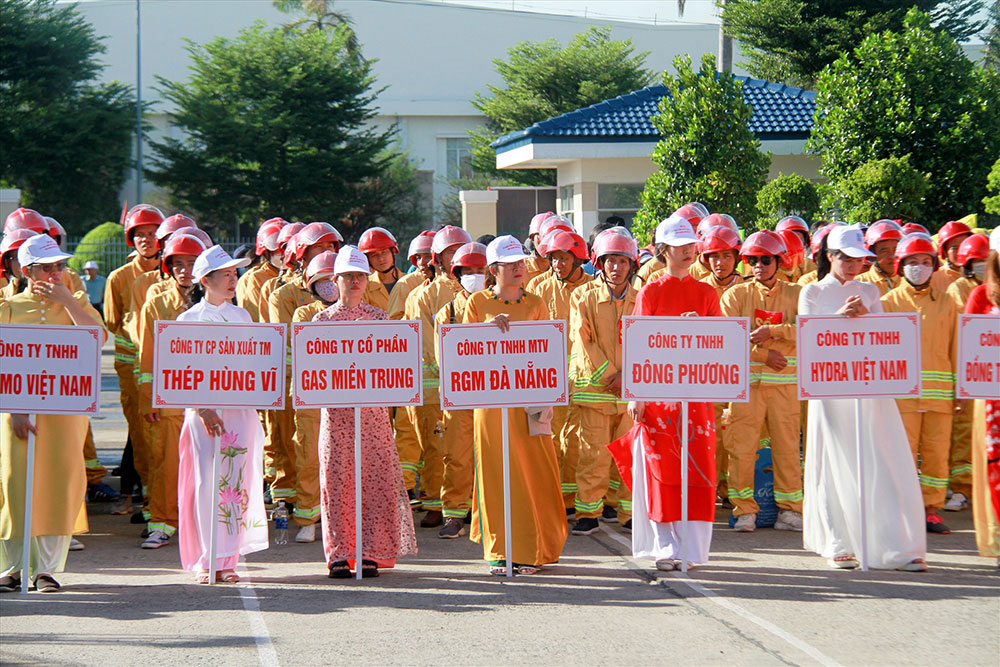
755,174,820,230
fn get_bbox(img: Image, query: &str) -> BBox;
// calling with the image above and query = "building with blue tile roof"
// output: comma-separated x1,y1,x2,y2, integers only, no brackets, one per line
488,76,821,236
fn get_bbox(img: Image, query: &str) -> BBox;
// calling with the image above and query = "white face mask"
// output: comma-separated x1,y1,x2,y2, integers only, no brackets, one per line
971,262,986,281
460,273,486,294
903,263,934,286
314,280,339,303
268,252,283,269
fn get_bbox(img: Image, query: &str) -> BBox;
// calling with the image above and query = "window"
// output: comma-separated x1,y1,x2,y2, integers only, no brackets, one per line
445,138,474,180
558,185,575,223
597,183,643,228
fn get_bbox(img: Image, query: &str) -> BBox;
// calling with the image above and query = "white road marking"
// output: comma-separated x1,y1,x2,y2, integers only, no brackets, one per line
236,566,280,667
599,525,841,667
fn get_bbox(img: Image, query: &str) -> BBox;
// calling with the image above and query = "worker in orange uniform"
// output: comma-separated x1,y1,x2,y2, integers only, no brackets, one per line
721,230,803,532
856,220,904,296
287,250,340,543
388,232,435,503
256,223,306,326
776,229,806,283
881,233,959,535
776,216,814,276
130,215,200,316
406,225,473,526
931,220,973,292
688,214,740,281
943,233,990,512
434,242,489,538
136,233,207,548
526,229,594,516
269,222,342,517
359,227,402,311
525,212,555,282
236,218,286,321
637,203,710,282
568,229,639,535
104,205,164,523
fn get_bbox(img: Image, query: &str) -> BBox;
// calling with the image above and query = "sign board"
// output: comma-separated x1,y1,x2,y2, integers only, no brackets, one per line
957,314,1000,400
621,316,751,402
153,322,286,409
438,321,568,409
291,320,423,408
797,313,921,400
0,324,102,414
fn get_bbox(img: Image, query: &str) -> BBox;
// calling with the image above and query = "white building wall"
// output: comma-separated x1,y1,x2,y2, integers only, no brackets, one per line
67,0,745,221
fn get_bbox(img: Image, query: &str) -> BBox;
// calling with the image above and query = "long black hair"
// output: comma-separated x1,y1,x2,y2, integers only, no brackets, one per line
1,251,27,295
815,233,833,281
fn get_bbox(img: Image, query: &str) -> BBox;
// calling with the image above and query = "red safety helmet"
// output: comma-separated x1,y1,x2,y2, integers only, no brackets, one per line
741,230,787,258
810,223,842,259
256,218,287,255
277,222,306,249
592,229,639,263
776,215,810,238
160,233,207,275
124,205,165,247
529,212,554,237
305,250,338,288
673,202,709,225
545,230,589,261
894,234,939,273
185,228,212,248
408,230,436,265
696,213,739,239
430,225,473,257
0,229,40,278
901,222,929,236
43,216,66,242
864,220,903,249
777,229,805,269
537,228,561,256
450,242,488,278
538,215,575,239
698,226,742,255
4,208,48,235
295,222,343,261
937,221,973,258
156,214,197,241
956,233,990,267
283,233,302,268
358,227,398,254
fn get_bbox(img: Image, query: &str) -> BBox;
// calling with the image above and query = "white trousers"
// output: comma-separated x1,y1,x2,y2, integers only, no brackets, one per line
0,535,71,577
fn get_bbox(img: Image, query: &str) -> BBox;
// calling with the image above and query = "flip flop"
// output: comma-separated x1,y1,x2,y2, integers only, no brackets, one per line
195,571,211,584
828,555,859,569
218,570,240,583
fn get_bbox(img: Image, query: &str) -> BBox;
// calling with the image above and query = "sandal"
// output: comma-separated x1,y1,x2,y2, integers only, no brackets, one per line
328,560,351,579
218,569,240,583
361,559,379,578
33,574,61,592
489,563,509,576
896,558,928,572
514,564,539,575
195,571,211,584
828,554,859,569
655,559,679,571
0,574,21,592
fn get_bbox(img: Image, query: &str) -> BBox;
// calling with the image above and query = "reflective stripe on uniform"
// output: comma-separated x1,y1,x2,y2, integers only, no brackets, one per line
919,474,949,489
148,522,177,536
773,489,803,502
728,486,753,499
84,458,103,470
292,505,321,520
950,464,973,477
575,498,603,513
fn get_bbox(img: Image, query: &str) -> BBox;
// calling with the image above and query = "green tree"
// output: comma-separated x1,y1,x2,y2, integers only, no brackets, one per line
148,22,392,240
719,0,987,88
984,156,1000,215
834,156,929,223
755,173,820,229
0,0,136,235
468,27,654,187
633,54,770,245
341,152,431,247
985,0,1000,70
272,0,362,61
807,8,1000,226
68,221,128,275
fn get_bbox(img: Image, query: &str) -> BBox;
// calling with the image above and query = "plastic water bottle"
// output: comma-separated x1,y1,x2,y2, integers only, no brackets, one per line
273,501,288,545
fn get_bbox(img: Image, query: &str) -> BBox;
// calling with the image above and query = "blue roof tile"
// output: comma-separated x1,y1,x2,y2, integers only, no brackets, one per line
491,75,817,151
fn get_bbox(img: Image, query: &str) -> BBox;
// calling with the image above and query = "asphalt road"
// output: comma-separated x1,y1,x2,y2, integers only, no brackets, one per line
1,345,997,666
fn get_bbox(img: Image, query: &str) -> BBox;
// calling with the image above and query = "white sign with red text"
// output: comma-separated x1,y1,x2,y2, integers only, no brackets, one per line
957,314,1000,400
291,320,422,408
797,313,921,400
622,316,751,402
438,321,568,409
153,322,286,409
0,324,102,414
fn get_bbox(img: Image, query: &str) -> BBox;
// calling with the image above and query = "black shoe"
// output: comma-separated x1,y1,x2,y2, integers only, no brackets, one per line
565,507,576,521
622,519,632,533
438,517,466,539
926,514,951,534
420,510,443,528
111,466,122,477
720,498,734,510
408,489,422,508
571,517,600,536
600,505,619,523
328,560,351,579
463,512,472,524
130,510,146,524
87,482,120,503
